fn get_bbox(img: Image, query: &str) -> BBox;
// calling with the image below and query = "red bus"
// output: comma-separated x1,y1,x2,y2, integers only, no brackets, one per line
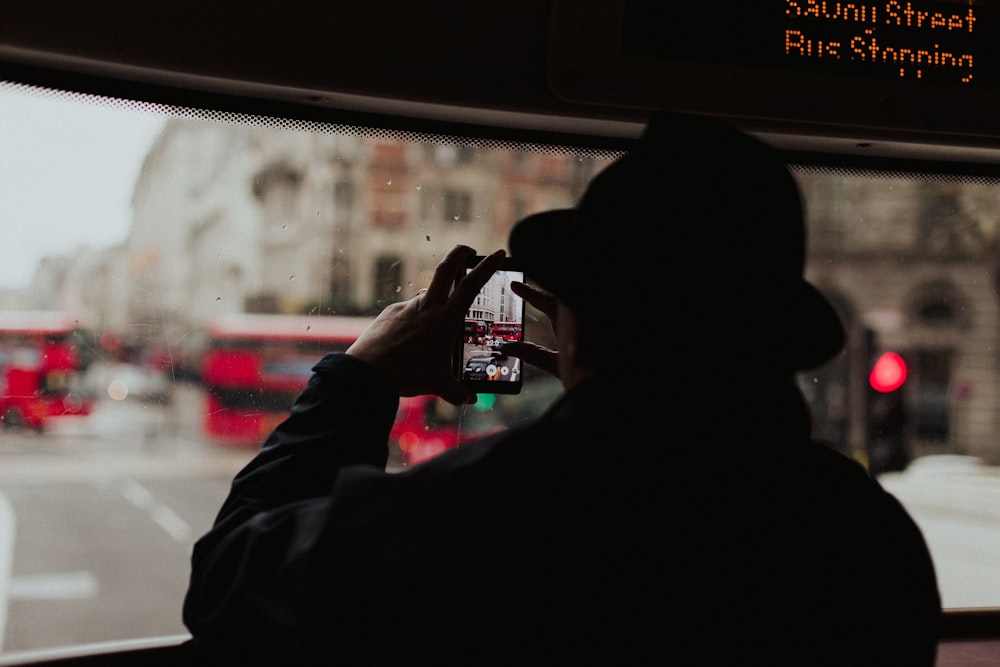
0,311,94,431
201,313,374,444
201,313,563,461
464,319,487,344
491,321,522,343
390,395,468,466
390,373,563,467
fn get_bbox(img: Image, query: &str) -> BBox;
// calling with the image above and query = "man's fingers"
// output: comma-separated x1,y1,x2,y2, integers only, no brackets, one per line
423,245,477,304
510,281,557,317
449,249,506,312
500,342,560,379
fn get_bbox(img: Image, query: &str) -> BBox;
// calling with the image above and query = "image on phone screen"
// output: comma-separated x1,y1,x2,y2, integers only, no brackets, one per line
457,259,525,394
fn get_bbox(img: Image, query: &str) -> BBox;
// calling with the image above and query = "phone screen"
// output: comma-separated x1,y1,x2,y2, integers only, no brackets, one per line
456,257,525,394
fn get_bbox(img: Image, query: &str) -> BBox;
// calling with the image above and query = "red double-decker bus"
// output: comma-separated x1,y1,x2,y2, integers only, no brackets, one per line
201,313,374,444
390,372,563,467
491,321,522,343
464,319,487,345
0,311,94,431
201,313,563,462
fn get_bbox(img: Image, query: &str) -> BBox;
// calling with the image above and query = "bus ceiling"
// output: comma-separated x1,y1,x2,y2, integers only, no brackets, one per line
3,1,1000,163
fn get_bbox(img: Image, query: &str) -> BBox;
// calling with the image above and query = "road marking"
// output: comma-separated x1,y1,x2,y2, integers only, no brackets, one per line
0,492,14,652
119,479,193,543
149,505,193,543
8,572,98,600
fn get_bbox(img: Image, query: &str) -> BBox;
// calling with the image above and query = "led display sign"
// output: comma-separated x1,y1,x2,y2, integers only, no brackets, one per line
622,2,998,87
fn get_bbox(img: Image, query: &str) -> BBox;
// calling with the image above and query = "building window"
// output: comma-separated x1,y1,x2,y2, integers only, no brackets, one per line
456,145,476,164
375,256,403,305
913,348,951,442
512,192,528,224
444,190,472,223
329,259,351,313
431,144,458,167
372,209,406,229
252,163,300,220
334,180,355,213
912,282,967,328
372,141,406,168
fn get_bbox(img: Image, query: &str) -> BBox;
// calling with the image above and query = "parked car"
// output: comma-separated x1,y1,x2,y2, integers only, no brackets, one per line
463,356,495,381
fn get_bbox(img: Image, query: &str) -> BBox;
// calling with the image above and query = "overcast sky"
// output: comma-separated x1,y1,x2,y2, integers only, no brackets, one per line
0,83,166,290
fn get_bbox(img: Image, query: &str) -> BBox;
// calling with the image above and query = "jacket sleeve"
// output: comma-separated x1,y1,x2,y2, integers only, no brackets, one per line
181,352,400,651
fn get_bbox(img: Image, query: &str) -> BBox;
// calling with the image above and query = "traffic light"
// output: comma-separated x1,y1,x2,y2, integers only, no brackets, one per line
866,349,909,475
870,351,907,393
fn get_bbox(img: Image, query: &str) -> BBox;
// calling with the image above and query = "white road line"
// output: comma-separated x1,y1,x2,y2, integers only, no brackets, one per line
8,572,98,600
149,505,193,543
119,478,154,509
119,479,193,543
0,481,192,654
0,492,16,653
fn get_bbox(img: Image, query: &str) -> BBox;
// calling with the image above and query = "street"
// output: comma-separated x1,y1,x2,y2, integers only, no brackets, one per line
0,384,253,654
879,456,1000,609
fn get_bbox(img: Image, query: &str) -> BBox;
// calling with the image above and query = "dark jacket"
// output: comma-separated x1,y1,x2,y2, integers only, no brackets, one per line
183,353,940,665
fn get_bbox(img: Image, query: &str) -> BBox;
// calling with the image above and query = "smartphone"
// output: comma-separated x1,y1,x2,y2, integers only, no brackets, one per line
454,256,525,394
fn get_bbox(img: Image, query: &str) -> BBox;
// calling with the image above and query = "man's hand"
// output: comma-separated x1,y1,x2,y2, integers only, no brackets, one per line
347,245,507,405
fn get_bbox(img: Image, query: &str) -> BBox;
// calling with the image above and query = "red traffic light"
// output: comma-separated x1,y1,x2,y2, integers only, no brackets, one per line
870,352,907,393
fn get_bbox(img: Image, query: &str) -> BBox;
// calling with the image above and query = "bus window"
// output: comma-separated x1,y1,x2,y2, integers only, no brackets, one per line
2,73,1000,662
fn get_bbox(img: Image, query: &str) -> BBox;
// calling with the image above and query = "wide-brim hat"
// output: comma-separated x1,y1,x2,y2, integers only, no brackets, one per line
509,111,845,371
